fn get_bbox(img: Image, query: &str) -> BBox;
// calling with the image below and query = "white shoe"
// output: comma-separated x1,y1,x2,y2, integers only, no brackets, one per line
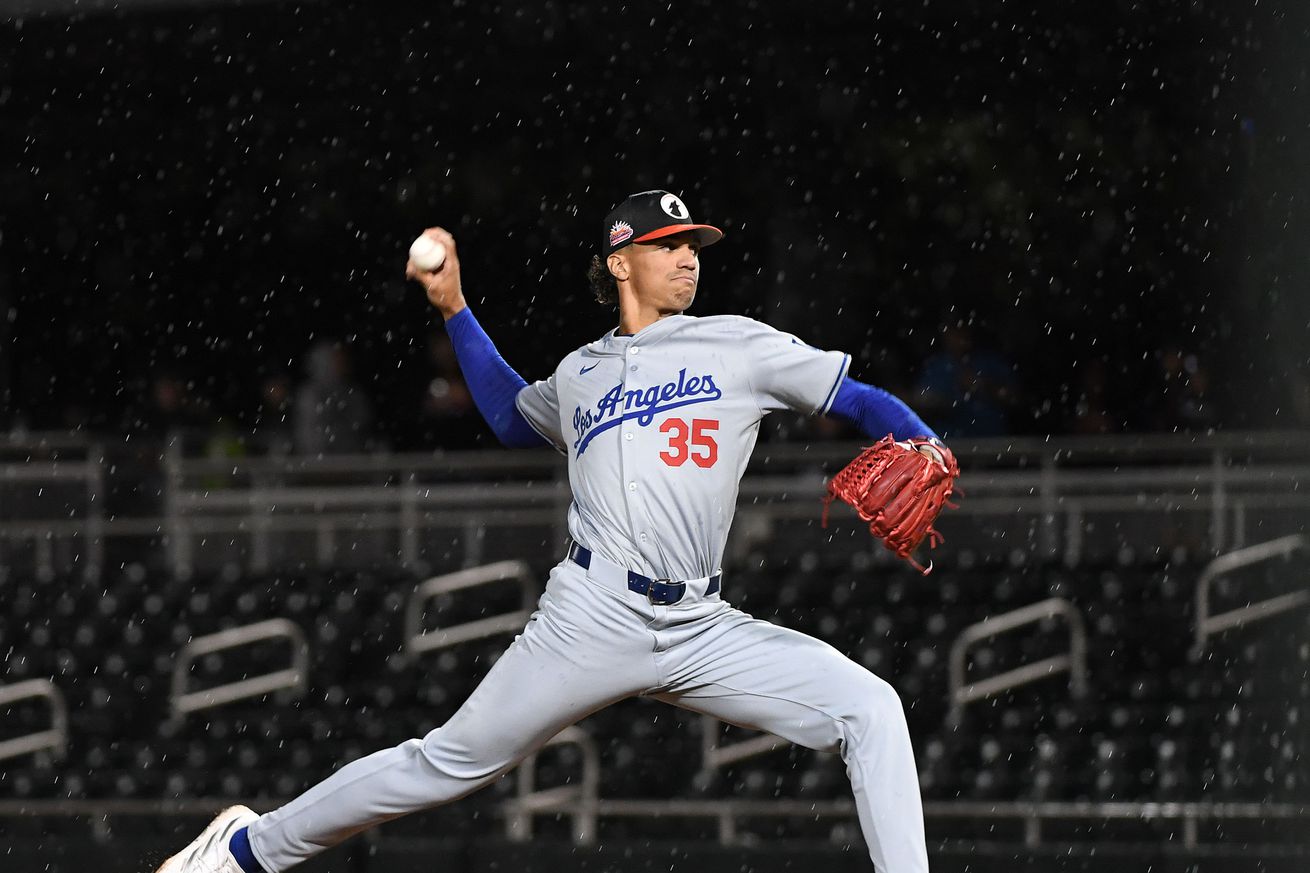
155,805,260,873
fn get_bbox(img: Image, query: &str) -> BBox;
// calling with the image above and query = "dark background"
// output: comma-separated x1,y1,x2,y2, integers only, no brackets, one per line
1,0,1308,448
2,5,1309,866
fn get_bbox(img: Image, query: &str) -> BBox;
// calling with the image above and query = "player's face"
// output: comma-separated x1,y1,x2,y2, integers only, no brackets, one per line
624,233,702,313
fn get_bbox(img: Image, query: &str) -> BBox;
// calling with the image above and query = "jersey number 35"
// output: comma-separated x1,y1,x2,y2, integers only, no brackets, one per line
658,418,719,468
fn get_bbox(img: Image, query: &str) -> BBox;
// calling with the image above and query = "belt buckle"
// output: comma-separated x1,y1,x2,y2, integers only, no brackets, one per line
649,578,674,605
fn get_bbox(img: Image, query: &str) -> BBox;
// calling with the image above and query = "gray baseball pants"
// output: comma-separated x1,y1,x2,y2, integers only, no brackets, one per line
247,556,929,872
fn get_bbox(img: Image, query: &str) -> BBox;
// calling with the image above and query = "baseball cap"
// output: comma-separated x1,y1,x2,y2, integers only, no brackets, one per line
602,190,724,256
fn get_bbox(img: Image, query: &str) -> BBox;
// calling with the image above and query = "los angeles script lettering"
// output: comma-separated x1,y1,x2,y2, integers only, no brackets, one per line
572,368,721,452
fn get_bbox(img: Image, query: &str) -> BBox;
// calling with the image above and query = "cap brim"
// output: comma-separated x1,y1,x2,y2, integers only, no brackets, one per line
632,224,724,247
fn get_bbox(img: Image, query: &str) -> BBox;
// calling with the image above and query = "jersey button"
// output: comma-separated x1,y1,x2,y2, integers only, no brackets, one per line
624,433,633,441
630,347,640,355
630,365,638,372
628,482,637,491
639,533,648,543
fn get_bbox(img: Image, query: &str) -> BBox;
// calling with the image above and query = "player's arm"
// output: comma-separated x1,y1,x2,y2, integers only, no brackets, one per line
733,317,941,453
739,317,939,441
826,376,940,443
442,309,550,448
407,227,548,449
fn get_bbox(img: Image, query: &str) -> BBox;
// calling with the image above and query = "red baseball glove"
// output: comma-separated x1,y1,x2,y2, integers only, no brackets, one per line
822,434,960,575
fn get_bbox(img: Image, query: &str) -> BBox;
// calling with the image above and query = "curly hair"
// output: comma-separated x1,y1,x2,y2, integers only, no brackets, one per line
587,254,618,306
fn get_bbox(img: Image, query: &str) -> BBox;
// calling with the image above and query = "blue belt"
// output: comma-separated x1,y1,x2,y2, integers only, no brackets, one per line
567,542,721,606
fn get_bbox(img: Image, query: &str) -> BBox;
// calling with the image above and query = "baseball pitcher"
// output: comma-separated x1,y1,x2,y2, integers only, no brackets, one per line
157,191,958,873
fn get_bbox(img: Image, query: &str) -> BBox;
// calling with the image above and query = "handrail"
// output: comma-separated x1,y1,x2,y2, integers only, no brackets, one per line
700,715,787,772
150,467,1310,504
404,560,537,657
170,618,309,719
1194,534,1308,653
505,726,600,844
145,429,1310,469
4,434,1307,579
948,598,1088,724
0,795,1299,853
0,462,102,481
498,795,1307,851
0,679,69,762
0,430,96,452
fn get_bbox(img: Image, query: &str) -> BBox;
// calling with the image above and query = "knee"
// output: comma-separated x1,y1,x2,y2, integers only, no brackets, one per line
417,721,515,781
417,724,476,775
419,722,474,763
850,674,907,729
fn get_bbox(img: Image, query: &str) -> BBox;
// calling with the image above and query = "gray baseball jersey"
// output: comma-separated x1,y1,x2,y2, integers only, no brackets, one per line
515,314,850,581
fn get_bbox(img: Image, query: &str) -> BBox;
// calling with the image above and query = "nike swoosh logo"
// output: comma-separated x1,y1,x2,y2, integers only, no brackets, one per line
579,362,600,375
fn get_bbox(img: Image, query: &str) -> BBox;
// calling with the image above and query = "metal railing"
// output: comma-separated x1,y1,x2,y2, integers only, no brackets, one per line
169,618,310,720
699,716,788,772
0,679,69,763
948,598,1088,724
502,784,1306,851
2,431,1307,579
500,702,1305,851
403,560,538,657
0,458,105,581
1,796,1301,853
1193,534,1309,654
506,726,600,844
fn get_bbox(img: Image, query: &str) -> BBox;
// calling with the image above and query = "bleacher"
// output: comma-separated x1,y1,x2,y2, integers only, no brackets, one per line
2,432,1307,870
3,537,1304,823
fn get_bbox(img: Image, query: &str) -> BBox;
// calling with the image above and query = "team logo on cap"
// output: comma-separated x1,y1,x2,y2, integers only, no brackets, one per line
609,220,634,247
660,193,689,220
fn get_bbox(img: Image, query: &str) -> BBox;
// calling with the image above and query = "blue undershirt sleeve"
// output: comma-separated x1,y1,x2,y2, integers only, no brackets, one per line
827,376,939,442
442,307,548,449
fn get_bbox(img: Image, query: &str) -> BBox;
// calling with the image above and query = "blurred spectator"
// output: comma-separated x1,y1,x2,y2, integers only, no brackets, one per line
201,416,248,490
915,325,1019,438
0,262,11,429
293,341,374,455
109,372,212,519
1067,359,1120,434
252,372,295,456
1290,371,1310,428
134,372,212,438
1150,344,1217,433
415,333,483,450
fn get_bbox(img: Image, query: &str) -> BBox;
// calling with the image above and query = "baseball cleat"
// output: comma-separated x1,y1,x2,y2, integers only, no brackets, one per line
155,805,259,873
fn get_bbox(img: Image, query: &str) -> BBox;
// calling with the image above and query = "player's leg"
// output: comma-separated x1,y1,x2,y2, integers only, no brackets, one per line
652,609,928,873
243,561,659,872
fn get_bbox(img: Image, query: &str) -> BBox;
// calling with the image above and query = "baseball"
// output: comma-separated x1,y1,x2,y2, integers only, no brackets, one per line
409,234,447,272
